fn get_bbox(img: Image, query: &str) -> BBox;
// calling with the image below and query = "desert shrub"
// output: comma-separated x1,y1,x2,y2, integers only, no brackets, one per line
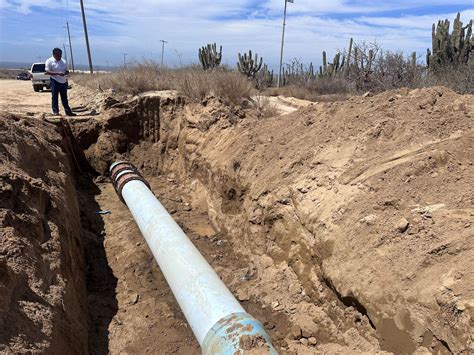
254,65,275,89
372,51,425,90
175,68,251,104
252,95,279,117
306,76,355,94
281,58,316,86
212,71,252,104
340,41,426,92
72,62,252,104
426,64,474,94
293,40,472,95
175,70,213,102
72,45,472,104
72,61,176,95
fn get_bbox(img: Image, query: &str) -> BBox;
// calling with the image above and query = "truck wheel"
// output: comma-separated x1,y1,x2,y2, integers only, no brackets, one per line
33,85,40,92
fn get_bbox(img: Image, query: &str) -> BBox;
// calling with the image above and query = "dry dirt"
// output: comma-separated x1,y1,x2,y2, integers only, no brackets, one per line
0,78,473,354
0,112,87,353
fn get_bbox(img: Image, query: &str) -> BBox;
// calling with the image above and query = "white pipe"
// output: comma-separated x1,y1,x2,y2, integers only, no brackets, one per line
111,163,278,354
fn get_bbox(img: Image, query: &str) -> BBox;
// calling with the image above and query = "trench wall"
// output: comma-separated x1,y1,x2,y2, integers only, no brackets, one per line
71,89,474,353
0,114,88,353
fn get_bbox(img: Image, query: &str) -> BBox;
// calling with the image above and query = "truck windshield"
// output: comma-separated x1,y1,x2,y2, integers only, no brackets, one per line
32,64,46,73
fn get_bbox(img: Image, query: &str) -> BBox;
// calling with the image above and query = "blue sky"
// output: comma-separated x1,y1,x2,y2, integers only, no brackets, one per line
0,0,472,69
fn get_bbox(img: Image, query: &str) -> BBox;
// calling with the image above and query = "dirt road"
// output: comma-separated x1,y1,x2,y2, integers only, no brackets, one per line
0,80,99,117
0,80,52,114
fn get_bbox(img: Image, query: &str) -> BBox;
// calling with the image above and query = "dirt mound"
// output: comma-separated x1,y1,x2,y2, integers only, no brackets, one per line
66,85,473,353
123,86,471,353
0,114,87,353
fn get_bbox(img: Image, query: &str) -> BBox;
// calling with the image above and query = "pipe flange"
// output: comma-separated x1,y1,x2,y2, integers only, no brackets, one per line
115,172,150,203
110,161,150,203
110,162,140,182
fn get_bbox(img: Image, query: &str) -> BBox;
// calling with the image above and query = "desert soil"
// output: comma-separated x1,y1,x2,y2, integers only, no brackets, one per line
0,81,295,353
0,79,473,354
0,111,88,353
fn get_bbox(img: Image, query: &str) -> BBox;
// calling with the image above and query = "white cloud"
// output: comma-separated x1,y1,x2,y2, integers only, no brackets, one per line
261,0,474,15
359,9,474,30
8,0,61,14
1,0,473,67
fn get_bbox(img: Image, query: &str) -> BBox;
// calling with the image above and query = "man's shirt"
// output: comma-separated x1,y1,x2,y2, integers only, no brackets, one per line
45,57,67,84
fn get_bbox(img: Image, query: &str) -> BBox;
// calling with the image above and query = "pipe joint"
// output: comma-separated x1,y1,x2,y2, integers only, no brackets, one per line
110,161,149,203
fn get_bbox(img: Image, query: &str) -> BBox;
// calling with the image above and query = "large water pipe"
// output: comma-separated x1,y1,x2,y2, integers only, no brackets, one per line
110,161,278,354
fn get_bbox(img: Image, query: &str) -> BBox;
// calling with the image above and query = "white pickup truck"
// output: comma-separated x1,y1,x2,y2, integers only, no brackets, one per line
30,63,50,92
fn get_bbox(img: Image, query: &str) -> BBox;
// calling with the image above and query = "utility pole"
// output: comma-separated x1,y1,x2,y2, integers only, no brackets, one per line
174,49,183,67
80,0,94,73
277,0,293,88
63,43,68,68
122,53,128,67
64,22,75,72
106,60,109,71
160,40,168,66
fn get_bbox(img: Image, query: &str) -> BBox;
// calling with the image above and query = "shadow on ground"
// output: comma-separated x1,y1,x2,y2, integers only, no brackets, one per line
78,176,118,354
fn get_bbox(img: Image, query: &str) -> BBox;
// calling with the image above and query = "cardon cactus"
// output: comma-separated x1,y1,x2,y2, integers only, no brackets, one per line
261,64,274,86
308,62,314,77
280,59,315,86
411,52,417,67
316,38,354,78
320,52,344,77
198,43,222,70
255,64,274,88
428,12,473,69
344,38,353,76
237,50,263,78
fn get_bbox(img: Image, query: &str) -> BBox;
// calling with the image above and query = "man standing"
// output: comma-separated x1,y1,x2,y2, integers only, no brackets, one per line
45,48,76,116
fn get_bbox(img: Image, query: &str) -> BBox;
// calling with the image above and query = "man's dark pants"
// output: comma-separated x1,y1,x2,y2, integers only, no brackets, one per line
50,78,72,114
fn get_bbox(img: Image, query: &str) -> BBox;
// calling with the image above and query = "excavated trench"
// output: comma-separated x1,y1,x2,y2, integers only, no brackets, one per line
70,89,473,354
77,94,371,352
1,86,473,353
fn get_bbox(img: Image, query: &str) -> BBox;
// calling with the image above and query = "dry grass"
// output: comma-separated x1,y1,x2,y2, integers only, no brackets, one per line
252,95,279,117
274,42,472,96
72,62,174,95
72,62,252,105
176,69,251,105
71,55,472,109
213,71,252,104
425,64,474,94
